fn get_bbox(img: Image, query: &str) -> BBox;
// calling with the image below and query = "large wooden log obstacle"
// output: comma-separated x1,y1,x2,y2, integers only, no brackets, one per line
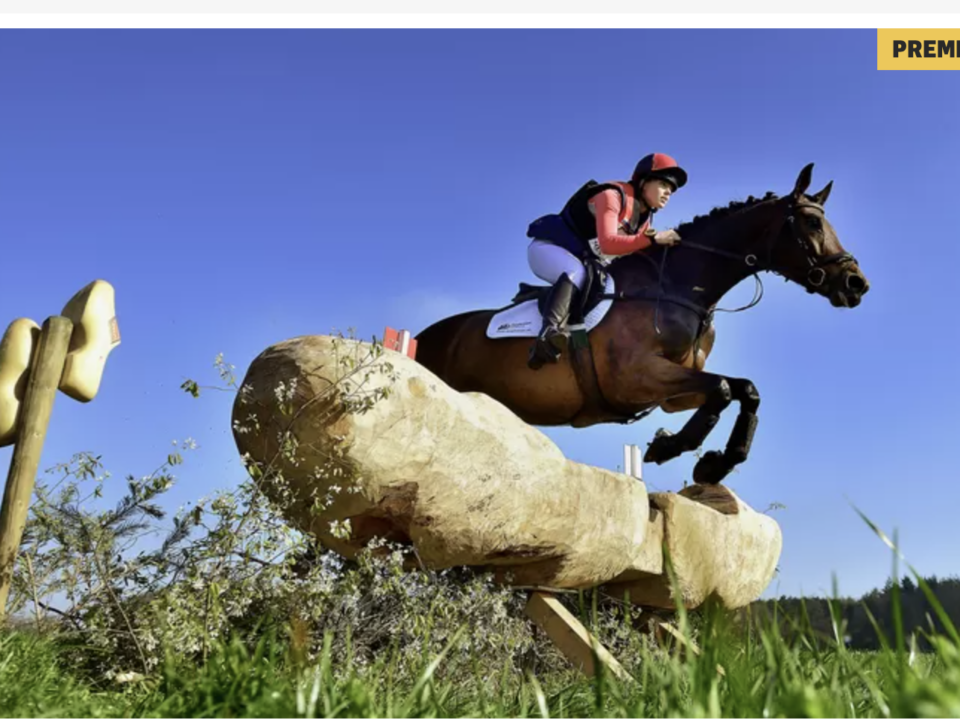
232,333,782,608
232,333,784,677
232,333,783,678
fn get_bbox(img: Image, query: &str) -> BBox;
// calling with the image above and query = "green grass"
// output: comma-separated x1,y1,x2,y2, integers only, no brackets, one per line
5,475,959,718
3,596,959,719
0,630,131,718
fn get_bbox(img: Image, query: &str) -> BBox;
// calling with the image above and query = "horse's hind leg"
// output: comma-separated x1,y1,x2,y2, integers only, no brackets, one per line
638,360,760,485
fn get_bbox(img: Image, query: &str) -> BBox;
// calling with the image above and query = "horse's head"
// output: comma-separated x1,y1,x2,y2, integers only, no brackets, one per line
764,164,870,308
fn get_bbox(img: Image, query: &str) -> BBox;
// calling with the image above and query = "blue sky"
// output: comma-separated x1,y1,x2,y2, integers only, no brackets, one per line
1,28,957,601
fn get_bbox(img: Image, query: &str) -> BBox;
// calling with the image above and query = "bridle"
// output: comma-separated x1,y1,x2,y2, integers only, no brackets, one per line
623,197,861,336
679,197,858,294
605,195,861,339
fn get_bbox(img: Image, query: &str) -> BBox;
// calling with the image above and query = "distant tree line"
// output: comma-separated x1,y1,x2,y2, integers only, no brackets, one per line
737,575,960,651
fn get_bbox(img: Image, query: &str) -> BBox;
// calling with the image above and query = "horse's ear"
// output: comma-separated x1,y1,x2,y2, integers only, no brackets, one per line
792,163,815,199
812,180,833,205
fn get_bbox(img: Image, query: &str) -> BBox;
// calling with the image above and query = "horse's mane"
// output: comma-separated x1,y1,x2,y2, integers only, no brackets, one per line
672,190,780,237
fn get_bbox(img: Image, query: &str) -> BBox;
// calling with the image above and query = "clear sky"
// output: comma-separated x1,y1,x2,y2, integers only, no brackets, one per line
1,28,957,601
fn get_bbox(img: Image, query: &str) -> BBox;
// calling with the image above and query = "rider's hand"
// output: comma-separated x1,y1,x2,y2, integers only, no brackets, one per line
652,229,681,246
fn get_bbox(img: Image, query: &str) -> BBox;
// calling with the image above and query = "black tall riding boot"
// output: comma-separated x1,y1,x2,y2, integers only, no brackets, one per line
528,274,578,371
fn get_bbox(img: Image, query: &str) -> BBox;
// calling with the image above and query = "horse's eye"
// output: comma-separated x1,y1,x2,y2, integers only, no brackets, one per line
807,217,822,230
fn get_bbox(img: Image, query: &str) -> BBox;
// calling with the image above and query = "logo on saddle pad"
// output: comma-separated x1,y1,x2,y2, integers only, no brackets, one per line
486,274,617,340
496,321,533,332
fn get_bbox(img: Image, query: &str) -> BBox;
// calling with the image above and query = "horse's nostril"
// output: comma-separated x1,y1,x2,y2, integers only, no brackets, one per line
846,274,866,293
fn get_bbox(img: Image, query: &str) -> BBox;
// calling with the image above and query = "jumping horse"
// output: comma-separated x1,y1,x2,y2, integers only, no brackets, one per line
413,164,870,485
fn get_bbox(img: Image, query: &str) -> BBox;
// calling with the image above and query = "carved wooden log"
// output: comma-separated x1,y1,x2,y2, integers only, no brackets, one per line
232,335,650,589
233,334,782,608
601,486,782,609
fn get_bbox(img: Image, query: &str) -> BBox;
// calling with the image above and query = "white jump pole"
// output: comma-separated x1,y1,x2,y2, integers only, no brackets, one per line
623,444,642,480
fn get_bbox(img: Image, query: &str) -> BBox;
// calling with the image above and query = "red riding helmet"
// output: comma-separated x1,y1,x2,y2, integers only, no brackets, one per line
632,153,688,191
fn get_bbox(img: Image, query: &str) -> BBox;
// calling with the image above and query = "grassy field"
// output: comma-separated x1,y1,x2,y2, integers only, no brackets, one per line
3,589,959,718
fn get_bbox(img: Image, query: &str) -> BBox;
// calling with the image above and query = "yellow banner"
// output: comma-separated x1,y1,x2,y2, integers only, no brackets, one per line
878,29,960,70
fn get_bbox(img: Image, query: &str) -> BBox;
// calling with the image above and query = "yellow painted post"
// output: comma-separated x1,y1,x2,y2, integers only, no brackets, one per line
0,316,73,623
59,280,121,403
0,319,41,448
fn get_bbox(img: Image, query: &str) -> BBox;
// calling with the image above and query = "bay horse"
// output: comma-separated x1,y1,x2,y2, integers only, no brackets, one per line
413,164,870,485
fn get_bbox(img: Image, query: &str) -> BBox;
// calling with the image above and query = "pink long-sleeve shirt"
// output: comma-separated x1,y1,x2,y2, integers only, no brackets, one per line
588,185,654,256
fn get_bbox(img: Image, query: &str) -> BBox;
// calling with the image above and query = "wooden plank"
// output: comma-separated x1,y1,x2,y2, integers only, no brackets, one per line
524,591,632,683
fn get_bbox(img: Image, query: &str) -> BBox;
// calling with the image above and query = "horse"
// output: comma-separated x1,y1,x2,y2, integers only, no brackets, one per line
413,163,870,486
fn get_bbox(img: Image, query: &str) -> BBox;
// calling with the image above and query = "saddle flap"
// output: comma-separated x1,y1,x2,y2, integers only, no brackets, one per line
512,263,609,318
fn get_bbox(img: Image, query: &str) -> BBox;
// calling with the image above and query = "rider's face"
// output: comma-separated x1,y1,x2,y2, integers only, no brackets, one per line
641,179,674,210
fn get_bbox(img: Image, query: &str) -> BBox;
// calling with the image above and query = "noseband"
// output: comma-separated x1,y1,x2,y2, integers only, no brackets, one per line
766,201,856,290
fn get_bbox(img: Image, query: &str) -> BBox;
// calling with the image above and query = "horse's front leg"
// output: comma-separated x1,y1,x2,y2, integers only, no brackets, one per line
690,377,760,485
641,360,732,466
638,359,760,485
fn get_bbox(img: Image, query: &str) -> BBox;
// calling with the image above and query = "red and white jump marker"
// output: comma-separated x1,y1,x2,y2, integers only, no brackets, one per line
383,326,418,360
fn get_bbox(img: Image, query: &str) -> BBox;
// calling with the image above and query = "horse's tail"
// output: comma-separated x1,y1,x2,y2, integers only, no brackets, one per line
414,310,489,381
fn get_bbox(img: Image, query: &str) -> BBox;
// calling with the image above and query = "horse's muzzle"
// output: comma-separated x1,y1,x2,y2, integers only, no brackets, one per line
845,273,868,294
829,268,869,308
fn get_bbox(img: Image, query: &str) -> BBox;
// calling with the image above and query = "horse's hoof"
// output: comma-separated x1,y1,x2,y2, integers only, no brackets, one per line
644,428,678,464
692,450,730,485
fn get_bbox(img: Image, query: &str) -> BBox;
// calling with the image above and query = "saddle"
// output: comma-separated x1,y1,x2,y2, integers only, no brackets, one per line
511,261,610,328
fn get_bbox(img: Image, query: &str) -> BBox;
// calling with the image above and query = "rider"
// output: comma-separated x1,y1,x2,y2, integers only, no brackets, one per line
525,153,687,369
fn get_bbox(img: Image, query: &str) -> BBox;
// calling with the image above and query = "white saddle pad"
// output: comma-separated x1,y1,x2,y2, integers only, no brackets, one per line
486,274,616,339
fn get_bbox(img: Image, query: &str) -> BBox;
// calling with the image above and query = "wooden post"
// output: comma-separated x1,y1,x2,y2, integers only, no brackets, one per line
524,591,632,683
0,316,73,623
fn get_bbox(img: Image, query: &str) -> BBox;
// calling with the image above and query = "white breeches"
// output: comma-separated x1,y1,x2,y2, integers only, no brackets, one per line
527,240,587,290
